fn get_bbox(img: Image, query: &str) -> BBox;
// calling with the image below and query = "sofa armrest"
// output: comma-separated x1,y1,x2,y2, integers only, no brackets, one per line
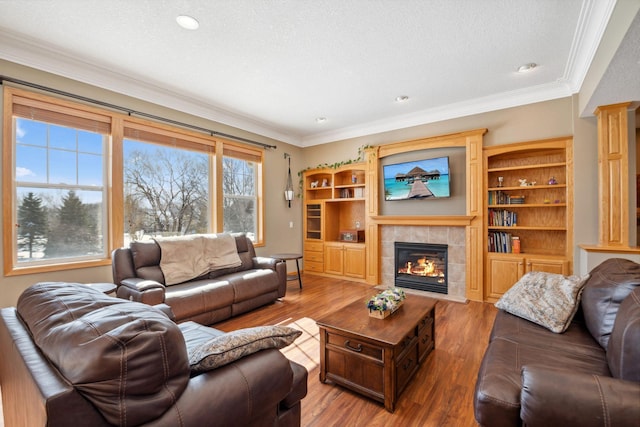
116,278,166,306
254,257,287,298
152,303,176,321
521,365,640,427
253,256,278,270
147,349,303,426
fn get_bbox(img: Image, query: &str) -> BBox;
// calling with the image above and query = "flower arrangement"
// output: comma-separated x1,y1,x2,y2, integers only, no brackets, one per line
367,287,406,318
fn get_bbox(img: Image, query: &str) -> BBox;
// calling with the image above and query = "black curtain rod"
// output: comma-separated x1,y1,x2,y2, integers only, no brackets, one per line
0,75,277,150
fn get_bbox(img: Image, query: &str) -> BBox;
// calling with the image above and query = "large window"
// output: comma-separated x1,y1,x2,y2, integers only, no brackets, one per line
223,156,257,240
7,94,110,271
222,145,264,243
122,122,213,244
3,87,265,275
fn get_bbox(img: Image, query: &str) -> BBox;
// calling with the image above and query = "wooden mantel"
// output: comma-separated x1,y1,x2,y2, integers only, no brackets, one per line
364,128,487,301
370,215,475,227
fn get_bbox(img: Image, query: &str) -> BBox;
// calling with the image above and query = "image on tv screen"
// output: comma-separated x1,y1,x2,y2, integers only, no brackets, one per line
383,156,450,200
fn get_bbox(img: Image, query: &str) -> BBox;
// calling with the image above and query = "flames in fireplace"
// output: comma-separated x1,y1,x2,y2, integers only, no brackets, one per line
394,242,448,294
398,257,445,283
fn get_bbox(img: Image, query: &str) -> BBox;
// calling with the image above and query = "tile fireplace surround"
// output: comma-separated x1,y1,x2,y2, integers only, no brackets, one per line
380,225,466,302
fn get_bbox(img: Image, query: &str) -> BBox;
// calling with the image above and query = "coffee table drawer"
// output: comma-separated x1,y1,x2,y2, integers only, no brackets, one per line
418,309,434,331
326,332,383,361
396,344,419,393
396,329,417,355
418,311,435,361
317,296,437,413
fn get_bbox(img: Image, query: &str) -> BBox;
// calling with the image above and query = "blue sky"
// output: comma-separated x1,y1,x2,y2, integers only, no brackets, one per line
16,118,103,186
383,156,449,180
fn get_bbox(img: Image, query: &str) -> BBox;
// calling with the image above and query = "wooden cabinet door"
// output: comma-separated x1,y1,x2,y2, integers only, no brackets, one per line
324,243,344,275
486,255,525,301
344,245,365,278
526,258,569,275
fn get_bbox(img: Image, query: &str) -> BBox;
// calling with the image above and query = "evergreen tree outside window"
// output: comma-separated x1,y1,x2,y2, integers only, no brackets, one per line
17,192,47,259
4,87,265,275
13,114,107,265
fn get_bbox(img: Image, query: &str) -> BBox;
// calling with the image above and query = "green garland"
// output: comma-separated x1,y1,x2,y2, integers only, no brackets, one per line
296,145,371,197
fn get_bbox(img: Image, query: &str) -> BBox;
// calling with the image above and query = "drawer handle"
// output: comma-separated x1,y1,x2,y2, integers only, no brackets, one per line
344,340,363,353
421,335,430,344
403,358,414,371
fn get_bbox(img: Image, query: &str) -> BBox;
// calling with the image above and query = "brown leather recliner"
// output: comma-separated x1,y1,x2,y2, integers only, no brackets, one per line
474,258,640,427
112,234,287,325
0,282,307,427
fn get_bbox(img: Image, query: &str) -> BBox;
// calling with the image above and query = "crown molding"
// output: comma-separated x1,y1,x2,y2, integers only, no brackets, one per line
300,81,573,147
0,0,614,150
562,0,617,92
0,30,302,146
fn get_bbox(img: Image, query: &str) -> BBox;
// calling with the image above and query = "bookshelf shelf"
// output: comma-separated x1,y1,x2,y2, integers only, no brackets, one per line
483,137,573,302
303,164,367,281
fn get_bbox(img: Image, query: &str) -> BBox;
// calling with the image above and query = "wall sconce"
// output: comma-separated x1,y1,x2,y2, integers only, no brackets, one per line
284,153,294,208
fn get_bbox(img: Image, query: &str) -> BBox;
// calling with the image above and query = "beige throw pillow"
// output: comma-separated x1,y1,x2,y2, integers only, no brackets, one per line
495,271,590,333
188,325,302,373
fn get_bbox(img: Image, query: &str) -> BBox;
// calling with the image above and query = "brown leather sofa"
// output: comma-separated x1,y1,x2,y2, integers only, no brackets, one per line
474,258,640,427
112,234,287,325
0,282,307,427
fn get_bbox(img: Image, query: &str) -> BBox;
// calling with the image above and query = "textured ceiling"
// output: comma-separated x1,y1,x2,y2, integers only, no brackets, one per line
0,0,627,146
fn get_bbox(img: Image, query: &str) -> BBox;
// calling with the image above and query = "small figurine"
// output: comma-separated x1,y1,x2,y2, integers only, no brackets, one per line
310,180,319,188
519,178,528,187
321,178,329,187
529,181,536,186
497,176,504,188
548,176,558,185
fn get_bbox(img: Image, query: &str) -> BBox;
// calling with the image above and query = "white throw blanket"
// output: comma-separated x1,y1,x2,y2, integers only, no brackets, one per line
155,234,242,285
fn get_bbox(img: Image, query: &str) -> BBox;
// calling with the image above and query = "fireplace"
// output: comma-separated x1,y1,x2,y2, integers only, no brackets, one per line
394,242,448,294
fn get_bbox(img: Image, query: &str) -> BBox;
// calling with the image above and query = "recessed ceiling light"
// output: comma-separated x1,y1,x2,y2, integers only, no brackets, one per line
395,95,410,102
315,117,327,124
517,63,537,73
176,15,199,30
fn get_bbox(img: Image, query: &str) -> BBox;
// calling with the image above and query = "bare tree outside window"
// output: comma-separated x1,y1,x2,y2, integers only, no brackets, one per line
7,89,265,274
223,156,257,240
123,142,209,240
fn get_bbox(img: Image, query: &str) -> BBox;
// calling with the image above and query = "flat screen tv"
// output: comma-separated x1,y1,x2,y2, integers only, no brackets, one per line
383,156,450,200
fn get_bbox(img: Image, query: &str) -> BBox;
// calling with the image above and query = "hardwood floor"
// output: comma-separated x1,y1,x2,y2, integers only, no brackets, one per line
215,273,497,427
0,274,495,427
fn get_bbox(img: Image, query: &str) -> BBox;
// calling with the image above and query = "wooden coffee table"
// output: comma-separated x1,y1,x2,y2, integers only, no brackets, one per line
316,294,436,412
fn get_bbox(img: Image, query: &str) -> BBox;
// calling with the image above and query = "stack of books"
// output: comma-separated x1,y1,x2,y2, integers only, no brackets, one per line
488,232,520,253
488,209,517,227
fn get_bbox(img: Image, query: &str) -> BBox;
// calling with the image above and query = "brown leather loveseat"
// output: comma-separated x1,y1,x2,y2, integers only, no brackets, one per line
0,282,307,426
474,258,640,426
112,233,286,325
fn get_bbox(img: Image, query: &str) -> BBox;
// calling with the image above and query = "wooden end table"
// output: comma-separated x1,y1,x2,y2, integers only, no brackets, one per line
270,253,303,289
316,294,436,412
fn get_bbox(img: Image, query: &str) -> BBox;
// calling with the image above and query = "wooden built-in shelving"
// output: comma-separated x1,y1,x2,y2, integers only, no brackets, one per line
483,137,574,302
303,164,367,281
